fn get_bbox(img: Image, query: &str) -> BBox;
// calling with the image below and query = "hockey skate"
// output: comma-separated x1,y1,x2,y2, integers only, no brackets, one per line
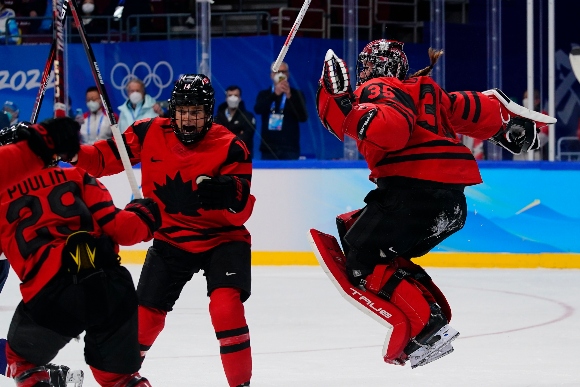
46,364,84,387
391,302,459,368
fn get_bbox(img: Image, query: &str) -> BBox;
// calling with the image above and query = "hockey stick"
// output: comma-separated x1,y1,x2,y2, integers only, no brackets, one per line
30,42,56,123
53,0,67,118
570,47,580,84
66,0,143,199
271,0,311,73
30,0,70,123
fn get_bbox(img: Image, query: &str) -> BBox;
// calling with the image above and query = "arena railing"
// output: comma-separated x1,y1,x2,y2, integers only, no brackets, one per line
5,12,272,44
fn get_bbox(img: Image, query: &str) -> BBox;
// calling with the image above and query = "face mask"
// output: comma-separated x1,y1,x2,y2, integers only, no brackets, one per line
129,91,143,105
522,98,529,107
82,3,95,13
4,112,12,122
226,95,240,109
86,100,101,112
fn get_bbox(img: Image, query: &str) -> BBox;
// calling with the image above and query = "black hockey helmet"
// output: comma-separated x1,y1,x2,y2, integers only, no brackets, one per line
169,74,215,145
356,40,409,85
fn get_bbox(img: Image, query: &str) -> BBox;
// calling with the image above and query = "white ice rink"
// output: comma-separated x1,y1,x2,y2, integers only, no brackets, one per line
1,265,579,387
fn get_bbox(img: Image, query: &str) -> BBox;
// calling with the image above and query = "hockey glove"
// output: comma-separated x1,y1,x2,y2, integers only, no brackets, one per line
3,118,82,166
321,49,352,96
125,198,162,234
489,117,540,155
196,175,250,213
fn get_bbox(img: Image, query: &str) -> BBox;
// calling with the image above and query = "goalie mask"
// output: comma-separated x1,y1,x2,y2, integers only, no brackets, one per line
356,40,409,85
169,74,215,145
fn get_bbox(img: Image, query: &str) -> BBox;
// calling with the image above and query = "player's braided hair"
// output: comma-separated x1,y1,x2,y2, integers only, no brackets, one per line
409,48,444,78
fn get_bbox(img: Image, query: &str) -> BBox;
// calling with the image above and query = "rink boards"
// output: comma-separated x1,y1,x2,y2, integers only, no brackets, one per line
98,161,580,268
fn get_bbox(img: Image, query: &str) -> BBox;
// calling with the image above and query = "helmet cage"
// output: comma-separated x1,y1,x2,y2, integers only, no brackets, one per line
169,74,215,145
356,40,409,85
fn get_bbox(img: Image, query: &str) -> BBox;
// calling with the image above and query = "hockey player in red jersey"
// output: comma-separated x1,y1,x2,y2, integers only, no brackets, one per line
0,118,161,387
314,40,556,368
0,117,85,386
72,74,255,387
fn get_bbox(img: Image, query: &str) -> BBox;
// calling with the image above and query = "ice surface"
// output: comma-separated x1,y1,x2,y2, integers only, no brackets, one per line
1,265,578,386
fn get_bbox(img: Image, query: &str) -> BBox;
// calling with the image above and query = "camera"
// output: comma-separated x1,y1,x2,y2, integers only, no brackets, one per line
274,72,287,83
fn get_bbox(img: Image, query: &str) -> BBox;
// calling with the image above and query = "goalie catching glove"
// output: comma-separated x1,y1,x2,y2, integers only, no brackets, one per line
490,117,540,154
0,117,81,166
196,175,250,213
322,48,352,95
484,88,556,155
317,49,355,141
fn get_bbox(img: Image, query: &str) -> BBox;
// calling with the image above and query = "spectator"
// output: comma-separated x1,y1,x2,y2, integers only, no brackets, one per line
254,61,308,160
0,0,20,45
214,85,256,158
118,78,159,133
514,89,549,160
71,0,106,42
80,86,116,144
3,100,19,126
17,0,47,36
0,110,9,129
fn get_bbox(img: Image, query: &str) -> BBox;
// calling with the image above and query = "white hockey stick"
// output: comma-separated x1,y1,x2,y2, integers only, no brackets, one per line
271,0,311,73
570,47,580,84
67,0,142,199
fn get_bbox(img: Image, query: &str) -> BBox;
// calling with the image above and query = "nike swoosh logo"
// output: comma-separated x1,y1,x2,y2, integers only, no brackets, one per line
225,272,236,276
151,157,163,163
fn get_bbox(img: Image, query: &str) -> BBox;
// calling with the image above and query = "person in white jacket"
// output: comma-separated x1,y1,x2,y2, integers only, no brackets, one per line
118,78,162,133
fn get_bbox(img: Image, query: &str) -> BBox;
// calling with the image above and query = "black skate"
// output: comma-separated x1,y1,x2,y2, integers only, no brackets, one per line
46,364,84,387
402,304,459,368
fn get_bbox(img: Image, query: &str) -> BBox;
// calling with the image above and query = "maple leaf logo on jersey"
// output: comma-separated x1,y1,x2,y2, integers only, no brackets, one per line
153,171,202,216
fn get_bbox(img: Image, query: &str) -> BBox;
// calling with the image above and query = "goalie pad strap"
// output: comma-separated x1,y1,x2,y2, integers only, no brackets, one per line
366,264,432,338
377,268,411,300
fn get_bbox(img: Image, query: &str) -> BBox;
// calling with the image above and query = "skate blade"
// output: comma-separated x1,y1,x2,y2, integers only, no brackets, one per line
66,370,84,387
408,330,460,368
411,345,455,369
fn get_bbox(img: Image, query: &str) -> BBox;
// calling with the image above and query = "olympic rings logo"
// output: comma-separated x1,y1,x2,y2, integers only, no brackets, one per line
110,61,174,100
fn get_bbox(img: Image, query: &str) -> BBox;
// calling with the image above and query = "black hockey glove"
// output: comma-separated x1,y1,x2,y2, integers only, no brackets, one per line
125,198,162,234
196,175,250,213
3,118,82,166
489,117,540,155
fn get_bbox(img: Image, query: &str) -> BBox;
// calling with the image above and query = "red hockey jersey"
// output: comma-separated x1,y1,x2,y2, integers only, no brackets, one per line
0,142,44,189
345,76,504,185
0,167,153,302
75,118,255,254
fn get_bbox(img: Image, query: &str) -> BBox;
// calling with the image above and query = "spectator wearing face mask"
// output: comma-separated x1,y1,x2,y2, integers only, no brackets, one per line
80,86,117,144
118,78,160,133
71,0,106,42
214,85,256,158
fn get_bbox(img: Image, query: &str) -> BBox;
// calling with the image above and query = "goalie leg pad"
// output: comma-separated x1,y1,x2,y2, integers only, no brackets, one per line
392,257,452,322
365,264,433,338
308,229,411,363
